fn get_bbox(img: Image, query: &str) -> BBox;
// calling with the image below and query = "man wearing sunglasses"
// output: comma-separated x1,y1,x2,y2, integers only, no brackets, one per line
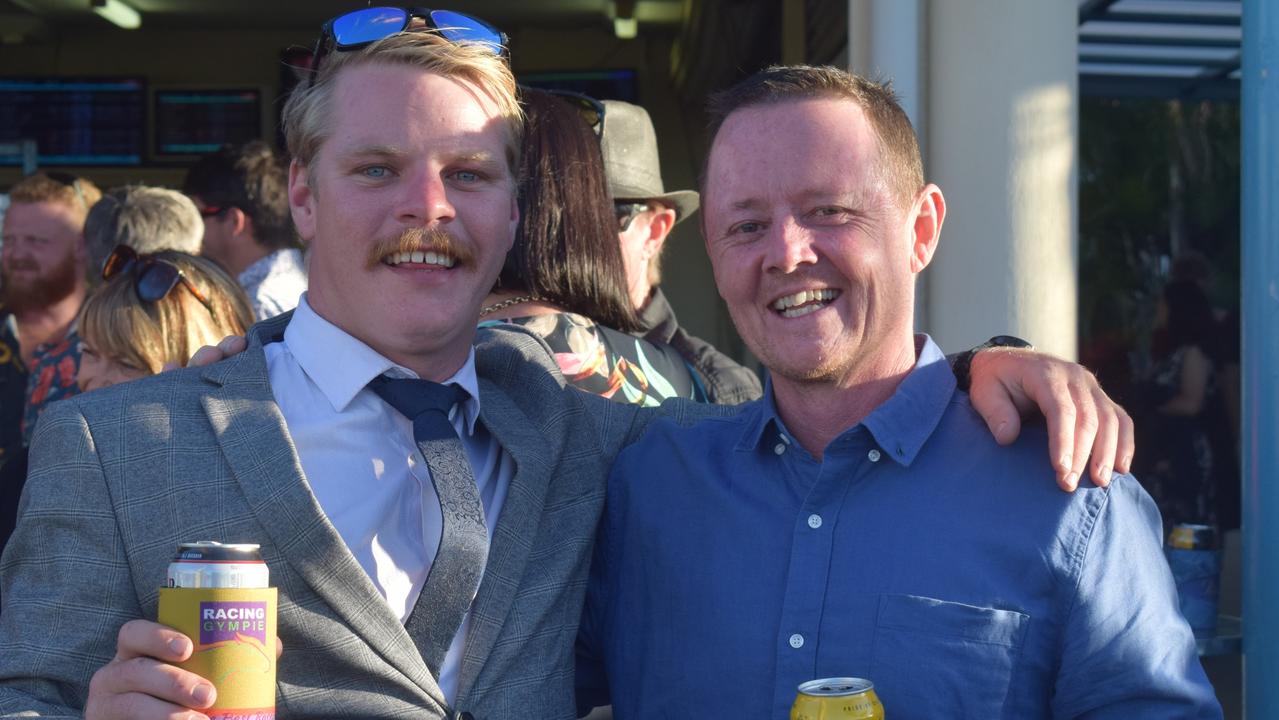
601,99,764,405
0,11,1136,720
0,14,650,720
183,141,308,321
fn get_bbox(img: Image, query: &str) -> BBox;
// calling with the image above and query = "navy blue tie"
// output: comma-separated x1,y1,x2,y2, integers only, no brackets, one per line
367,375,488,677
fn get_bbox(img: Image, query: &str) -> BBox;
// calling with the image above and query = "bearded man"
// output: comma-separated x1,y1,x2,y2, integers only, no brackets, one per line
1,172,101,452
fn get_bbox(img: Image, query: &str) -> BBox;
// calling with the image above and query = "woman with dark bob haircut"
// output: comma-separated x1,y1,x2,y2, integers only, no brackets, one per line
480,88,705,406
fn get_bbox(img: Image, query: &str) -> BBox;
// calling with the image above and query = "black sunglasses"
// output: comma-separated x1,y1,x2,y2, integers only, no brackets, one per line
102,245,218,321
308,7,508,86
615,202,650,232
543,89,605,139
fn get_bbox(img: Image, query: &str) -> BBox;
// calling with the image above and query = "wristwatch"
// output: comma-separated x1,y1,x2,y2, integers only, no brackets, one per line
951,335,1034,392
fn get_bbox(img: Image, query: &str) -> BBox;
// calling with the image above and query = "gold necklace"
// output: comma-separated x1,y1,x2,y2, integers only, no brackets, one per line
479,295,546,318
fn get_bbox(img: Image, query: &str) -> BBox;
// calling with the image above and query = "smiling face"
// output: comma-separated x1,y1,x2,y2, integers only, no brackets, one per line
1,201,87,313
703,97,940,389
289,62,519,380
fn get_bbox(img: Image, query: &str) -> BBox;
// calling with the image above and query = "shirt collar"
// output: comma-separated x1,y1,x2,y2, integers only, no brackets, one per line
283,294,482,433
737,334,956,466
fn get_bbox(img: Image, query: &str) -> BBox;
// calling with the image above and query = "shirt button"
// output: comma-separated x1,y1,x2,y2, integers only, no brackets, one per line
868,448,882,462
789,633,805,649
774,443,786,455
807,514,822,529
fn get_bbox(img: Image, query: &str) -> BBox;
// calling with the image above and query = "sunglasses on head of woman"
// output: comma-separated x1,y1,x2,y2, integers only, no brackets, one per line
541,89,606,139
307,7,509,86
101,245,218,321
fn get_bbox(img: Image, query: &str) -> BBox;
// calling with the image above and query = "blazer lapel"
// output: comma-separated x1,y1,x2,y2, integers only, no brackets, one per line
199,314,447,708
453,381,561,701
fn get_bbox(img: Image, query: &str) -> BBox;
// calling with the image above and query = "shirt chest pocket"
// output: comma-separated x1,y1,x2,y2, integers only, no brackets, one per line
869,594,1029,719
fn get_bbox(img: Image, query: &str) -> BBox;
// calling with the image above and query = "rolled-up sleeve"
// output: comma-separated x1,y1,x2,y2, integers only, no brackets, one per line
1053,473,1222,718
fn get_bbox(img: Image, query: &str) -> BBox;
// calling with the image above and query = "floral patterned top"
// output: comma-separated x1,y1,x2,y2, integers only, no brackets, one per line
22,328,81,444
480,311,707,407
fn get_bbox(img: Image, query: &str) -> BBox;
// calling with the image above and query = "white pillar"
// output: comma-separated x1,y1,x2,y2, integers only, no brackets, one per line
848,0,928,327
924,1,1079,359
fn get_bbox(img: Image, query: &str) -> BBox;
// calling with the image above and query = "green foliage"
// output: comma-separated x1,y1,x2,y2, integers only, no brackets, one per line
1079,97,1240,354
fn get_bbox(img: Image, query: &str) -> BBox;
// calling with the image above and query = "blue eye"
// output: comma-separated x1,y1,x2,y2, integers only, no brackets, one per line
453,170,480,183
362,166,389,179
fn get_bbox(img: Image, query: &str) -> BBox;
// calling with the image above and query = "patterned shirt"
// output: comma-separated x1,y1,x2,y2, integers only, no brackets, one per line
480,312,706,406
22,329,80,444
239,248,308,321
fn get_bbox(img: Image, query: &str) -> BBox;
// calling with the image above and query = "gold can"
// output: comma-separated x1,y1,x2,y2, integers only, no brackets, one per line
790,678,884,720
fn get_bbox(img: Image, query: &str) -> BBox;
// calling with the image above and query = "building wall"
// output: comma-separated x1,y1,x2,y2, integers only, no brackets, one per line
848,0,1079,359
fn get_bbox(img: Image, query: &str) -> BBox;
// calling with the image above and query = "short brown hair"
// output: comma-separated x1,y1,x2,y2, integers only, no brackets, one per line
8,172,103,224
183,141,294,251
282,30,522,171
704,65,924,208
78,251,253,374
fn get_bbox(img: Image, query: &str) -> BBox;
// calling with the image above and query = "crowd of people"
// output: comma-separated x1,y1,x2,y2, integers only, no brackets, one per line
0,6,1221,719
0,140,307,549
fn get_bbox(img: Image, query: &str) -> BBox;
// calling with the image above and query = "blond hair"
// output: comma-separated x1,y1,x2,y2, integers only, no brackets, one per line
78,251,253,374
8,172,103,224
282,30,523,170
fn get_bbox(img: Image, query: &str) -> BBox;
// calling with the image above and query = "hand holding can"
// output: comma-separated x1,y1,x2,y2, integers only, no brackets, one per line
156,541,277,720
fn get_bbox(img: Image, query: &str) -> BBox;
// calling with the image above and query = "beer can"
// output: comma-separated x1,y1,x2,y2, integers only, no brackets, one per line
1166,523,1221,632
158,541,277,720
1168,523,1219,551
790,677,884,720
167,541,270,588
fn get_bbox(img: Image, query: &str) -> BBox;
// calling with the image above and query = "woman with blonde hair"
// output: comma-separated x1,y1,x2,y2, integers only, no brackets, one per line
76,246,253,391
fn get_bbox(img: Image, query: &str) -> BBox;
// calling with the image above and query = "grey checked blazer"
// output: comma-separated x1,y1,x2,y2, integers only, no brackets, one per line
0,312,719,719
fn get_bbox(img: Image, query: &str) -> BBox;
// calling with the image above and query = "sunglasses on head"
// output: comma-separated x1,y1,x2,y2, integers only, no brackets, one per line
45,171,89,211
615,202,650,232
542,89,605,139
308,7,508,86
102,245,218,321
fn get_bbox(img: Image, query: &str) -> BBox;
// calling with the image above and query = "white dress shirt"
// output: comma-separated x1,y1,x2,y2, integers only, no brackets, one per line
265,294,515,702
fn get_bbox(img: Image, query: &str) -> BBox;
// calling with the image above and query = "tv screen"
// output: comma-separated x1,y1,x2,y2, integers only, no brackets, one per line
0,77,146,166
517,69,639,103
154,88,263,157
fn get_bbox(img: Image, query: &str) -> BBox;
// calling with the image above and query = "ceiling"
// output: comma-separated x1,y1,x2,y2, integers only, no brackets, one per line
1078,0,1242,100
0,0,685,37
2,0,1245,102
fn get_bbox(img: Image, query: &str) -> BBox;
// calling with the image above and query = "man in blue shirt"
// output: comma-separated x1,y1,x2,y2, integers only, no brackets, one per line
577,66,1220,718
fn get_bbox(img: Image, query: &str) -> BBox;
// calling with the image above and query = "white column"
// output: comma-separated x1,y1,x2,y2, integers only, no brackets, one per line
848,0,928,327
924,0,1079,359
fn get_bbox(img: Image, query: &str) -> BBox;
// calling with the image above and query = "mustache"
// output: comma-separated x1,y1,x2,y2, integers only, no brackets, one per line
3,260,39,273
365,226,476,270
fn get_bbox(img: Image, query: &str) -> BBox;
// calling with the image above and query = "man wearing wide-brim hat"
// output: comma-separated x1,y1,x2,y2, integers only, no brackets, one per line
600,99,763,405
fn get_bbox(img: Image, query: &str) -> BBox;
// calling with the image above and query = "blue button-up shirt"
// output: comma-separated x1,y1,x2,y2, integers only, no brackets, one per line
577,336,1220,719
